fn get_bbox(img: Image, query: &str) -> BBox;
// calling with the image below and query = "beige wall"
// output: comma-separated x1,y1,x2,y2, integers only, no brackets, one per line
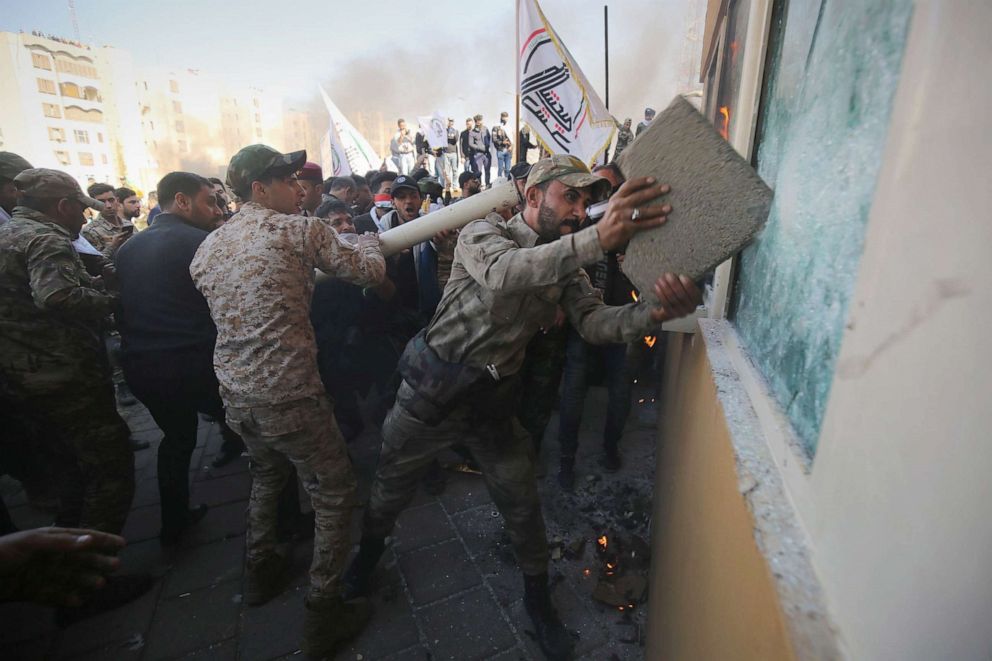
648,332,796,660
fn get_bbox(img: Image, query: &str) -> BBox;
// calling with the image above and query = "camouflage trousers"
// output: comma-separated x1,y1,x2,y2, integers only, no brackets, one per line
1,377,134,534
364,380,549,575
226,395,356,600
516,325,568,452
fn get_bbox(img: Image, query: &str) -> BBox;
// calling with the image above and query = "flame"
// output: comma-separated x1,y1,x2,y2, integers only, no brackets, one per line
631,291,658,347
618,606,625,612
597,535,608,549
718,106,730,140
582,568,591,577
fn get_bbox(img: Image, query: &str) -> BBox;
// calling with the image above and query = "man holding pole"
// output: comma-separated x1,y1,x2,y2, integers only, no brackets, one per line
344,155,701,660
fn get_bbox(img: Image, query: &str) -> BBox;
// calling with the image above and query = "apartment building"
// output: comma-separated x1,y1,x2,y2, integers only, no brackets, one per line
0,31,121,186
0,30,323,192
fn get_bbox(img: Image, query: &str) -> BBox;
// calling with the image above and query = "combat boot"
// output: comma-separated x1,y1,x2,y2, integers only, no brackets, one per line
245,552,289,606
557,457,575,491
601,442,621,472
342,535,386,600
524,573,575,660
301,595,372,659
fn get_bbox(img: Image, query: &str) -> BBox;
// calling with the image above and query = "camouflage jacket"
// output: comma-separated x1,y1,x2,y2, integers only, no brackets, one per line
425,213,655,379
0,207,117,393
190,202,386,408
81,215,134,258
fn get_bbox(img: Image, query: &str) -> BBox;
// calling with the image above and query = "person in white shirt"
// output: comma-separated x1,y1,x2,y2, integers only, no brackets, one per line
389,119,416,175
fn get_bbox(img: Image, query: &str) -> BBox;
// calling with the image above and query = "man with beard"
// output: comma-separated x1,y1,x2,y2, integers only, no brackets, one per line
82,183,132,258
344,156,701,660
458,171,482,198
350,174,373,216
0,152,32,226
115,187,141,226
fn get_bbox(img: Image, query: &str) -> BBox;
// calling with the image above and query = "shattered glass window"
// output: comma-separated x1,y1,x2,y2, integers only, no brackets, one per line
730,0,914,456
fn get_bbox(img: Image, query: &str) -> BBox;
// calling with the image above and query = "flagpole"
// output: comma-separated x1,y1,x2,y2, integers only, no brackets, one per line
603,4,610,165
515,0,521,164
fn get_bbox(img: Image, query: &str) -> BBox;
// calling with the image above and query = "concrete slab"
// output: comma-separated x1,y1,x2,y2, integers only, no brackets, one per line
617,95,773,288
143,580,240,660
398,539,481,606
418,587,517,660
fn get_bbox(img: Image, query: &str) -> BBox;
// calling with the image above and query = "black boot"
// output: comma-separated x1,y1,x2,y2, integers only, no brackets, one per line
557,456,575,491
601,442,621,472
523,573,575,660
342,535,386,600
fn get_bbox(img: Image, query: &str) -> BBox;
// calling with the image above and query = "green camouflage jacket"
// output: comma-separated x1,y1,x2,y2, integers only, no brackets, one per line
0,207,117,393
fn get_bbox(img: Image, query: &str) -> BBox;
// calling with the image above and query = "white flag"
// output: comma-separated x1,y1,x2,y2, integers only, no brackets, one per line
517,0,615,166
418,113,448,150
318,85,381,176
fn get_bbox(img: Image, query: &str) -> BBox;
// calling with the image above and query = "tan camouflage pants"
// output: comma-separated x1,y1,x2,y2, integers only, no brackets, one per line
226,396,356,600
364,380,549,575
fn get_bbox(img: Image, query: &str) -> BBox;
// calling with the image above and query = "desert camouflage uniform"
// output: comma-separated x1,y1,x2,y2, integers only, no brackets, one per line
517,323,569,452
365,209,659,575
0,207,134,533
190,201,385,599
81,215,134,258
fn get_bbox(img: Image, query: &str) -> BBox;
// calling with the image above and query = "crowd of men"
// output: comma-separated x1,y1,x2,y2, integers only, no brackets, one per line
0,100,697,660
387,107,654,190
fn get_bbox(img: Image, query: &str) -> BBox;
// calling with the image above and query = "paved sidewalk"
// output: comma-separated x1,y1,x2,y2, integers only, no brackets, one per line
1,385,659,660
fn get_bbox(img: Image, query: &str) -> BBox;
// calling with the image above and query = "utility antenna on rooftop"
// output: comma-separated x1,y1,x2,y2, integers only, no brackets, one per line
68,0,81,41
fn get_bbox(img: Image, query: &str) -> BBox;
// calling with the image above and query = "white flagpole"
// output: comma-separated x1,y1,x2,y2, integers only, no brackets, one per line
515,0,521,163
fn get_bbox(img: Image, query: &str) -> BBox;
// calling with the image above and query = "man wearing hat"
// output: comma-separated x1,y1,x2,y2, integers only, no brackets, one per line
296,161,324,216
612,117,634,161
189,145,386,657
0,169,138,537
458,170,482,198
0,151,33,225
636,107,656,137
344,155,702,660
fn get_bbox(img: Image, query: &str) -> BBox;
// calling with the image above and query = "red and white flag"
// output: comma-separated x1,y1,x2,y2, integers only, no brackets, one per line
518,0,615,166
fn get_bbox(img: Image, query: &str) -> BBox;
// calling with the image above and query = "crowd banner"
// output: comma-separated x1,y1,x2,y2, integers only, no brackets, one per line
318,85,381,176
418,112,448,150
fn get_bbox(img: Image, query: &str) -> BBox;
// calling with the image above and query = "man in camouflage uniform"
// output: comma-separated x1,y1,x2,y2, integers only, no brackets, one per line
0,169,135,535
0,152,33,225
190,144,386,658
344,155,702,660
81,183,133,258
612,118,634,162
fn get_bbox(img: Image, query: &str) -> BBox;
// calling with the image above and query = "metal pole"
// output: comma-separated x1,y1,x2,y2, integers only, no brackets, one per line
604,4,610,164
515,0,521,164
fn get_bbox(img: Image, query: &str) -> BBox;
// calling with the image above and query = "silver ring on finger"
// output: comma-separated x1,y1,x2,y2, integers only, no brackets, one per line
631,208,641,221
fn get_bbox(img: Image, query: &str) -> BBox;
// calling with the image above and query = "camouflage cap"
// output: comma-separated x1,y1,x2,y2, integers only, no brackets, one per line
525,155,612,200
13,168,104,210
0,152,33,181
225,144,307,198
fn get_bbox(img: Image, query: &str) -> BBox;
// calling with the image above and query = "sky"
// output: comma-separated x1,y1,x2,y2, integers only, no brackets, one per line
3,0,698,132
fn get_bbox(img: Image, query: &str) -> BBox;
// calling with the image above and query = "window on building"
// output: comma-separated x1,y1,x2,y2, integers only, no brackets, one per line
256,128,263,138
97,132,104,143
64,106,103,123
172,100,183,114
175,120,185,133
60,82,82,99
36,78,56,95
169,79,179,93
54,150,71,165
83,86,101,102
254,113,261,123
48,127,66,142
728,0,915,456
177,139,188,152
253,98,260,108
31,52,51,70
101,153,108,165
74,129,90,144
42,103,62,118
149,120,154,131
143,81,148,91
55,58,97,78
78,152,94,166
